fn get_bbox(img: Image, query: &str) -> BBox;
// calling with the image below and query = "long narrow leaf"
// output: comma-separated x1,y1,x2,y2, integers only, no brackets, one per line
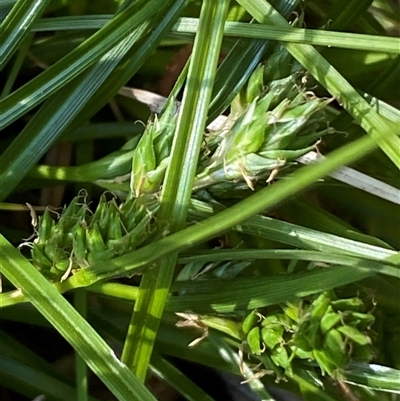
172,19,400,54
0,0,186,201
150,353,217,401
0,355,101,401
343,363,400,394
30,16,400,55
208,0,299,122
168,265,374,313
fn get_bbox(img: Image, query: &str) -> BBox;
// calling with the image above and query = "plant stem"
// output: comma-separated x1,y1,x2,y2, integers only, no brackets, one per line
120,0,231,381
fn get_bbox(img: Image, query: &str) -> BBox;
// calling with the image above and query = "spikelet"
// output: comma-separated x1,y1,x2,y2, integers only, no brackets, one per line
131,99,177,196
195,45,333,191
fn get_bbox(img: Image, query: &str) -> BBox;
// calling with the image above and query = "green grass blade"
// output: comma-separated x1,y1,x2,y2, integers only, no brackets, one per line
291,371,341,401
0,0,50,70
120,0,231,382
28,133,141,183
0,0,185,202
0,0,16,9
0,235,157,401
32,15,113,31
236,0,400,168
343,363,400,394
168,265,374,313
150,353,217,401
327,0,373,30
230,214,396,261
38,5,396,54
0,329,71,383
0,355,101,401
1,32,34,97
74,290,89,401
0,0,158,129
0,30,145,201
173,19,400,54
208,0,299,122
178,249,399,277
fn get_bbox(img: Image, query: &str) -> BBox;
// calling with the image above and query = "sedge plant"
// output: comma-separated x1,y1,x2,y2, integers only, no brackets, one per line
0,1,399,401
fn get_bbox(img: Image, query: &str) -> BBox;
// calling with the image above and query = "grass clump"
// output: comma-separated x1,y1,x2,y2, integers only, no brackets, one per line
1,1,399,401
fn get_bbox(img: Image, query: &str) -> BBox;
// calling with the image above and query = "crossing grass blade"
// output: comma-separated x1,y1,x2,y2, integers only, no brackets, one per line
0,0,186,201
173,19,400,54
29,15,400,56
0,235,157,401
0,0,156,129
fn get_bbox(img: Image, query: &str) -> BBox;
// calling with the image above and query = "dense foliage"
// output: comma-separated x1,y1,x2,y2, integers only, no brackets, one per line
1,1,399,401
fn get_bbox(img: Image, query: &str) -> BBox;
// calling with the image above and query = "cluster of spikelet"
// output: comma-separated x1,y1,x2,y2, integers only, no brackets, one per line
241,291,376,378
131,45,332,197
30,46,333,281
27,47,377,384
30,192,154,281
